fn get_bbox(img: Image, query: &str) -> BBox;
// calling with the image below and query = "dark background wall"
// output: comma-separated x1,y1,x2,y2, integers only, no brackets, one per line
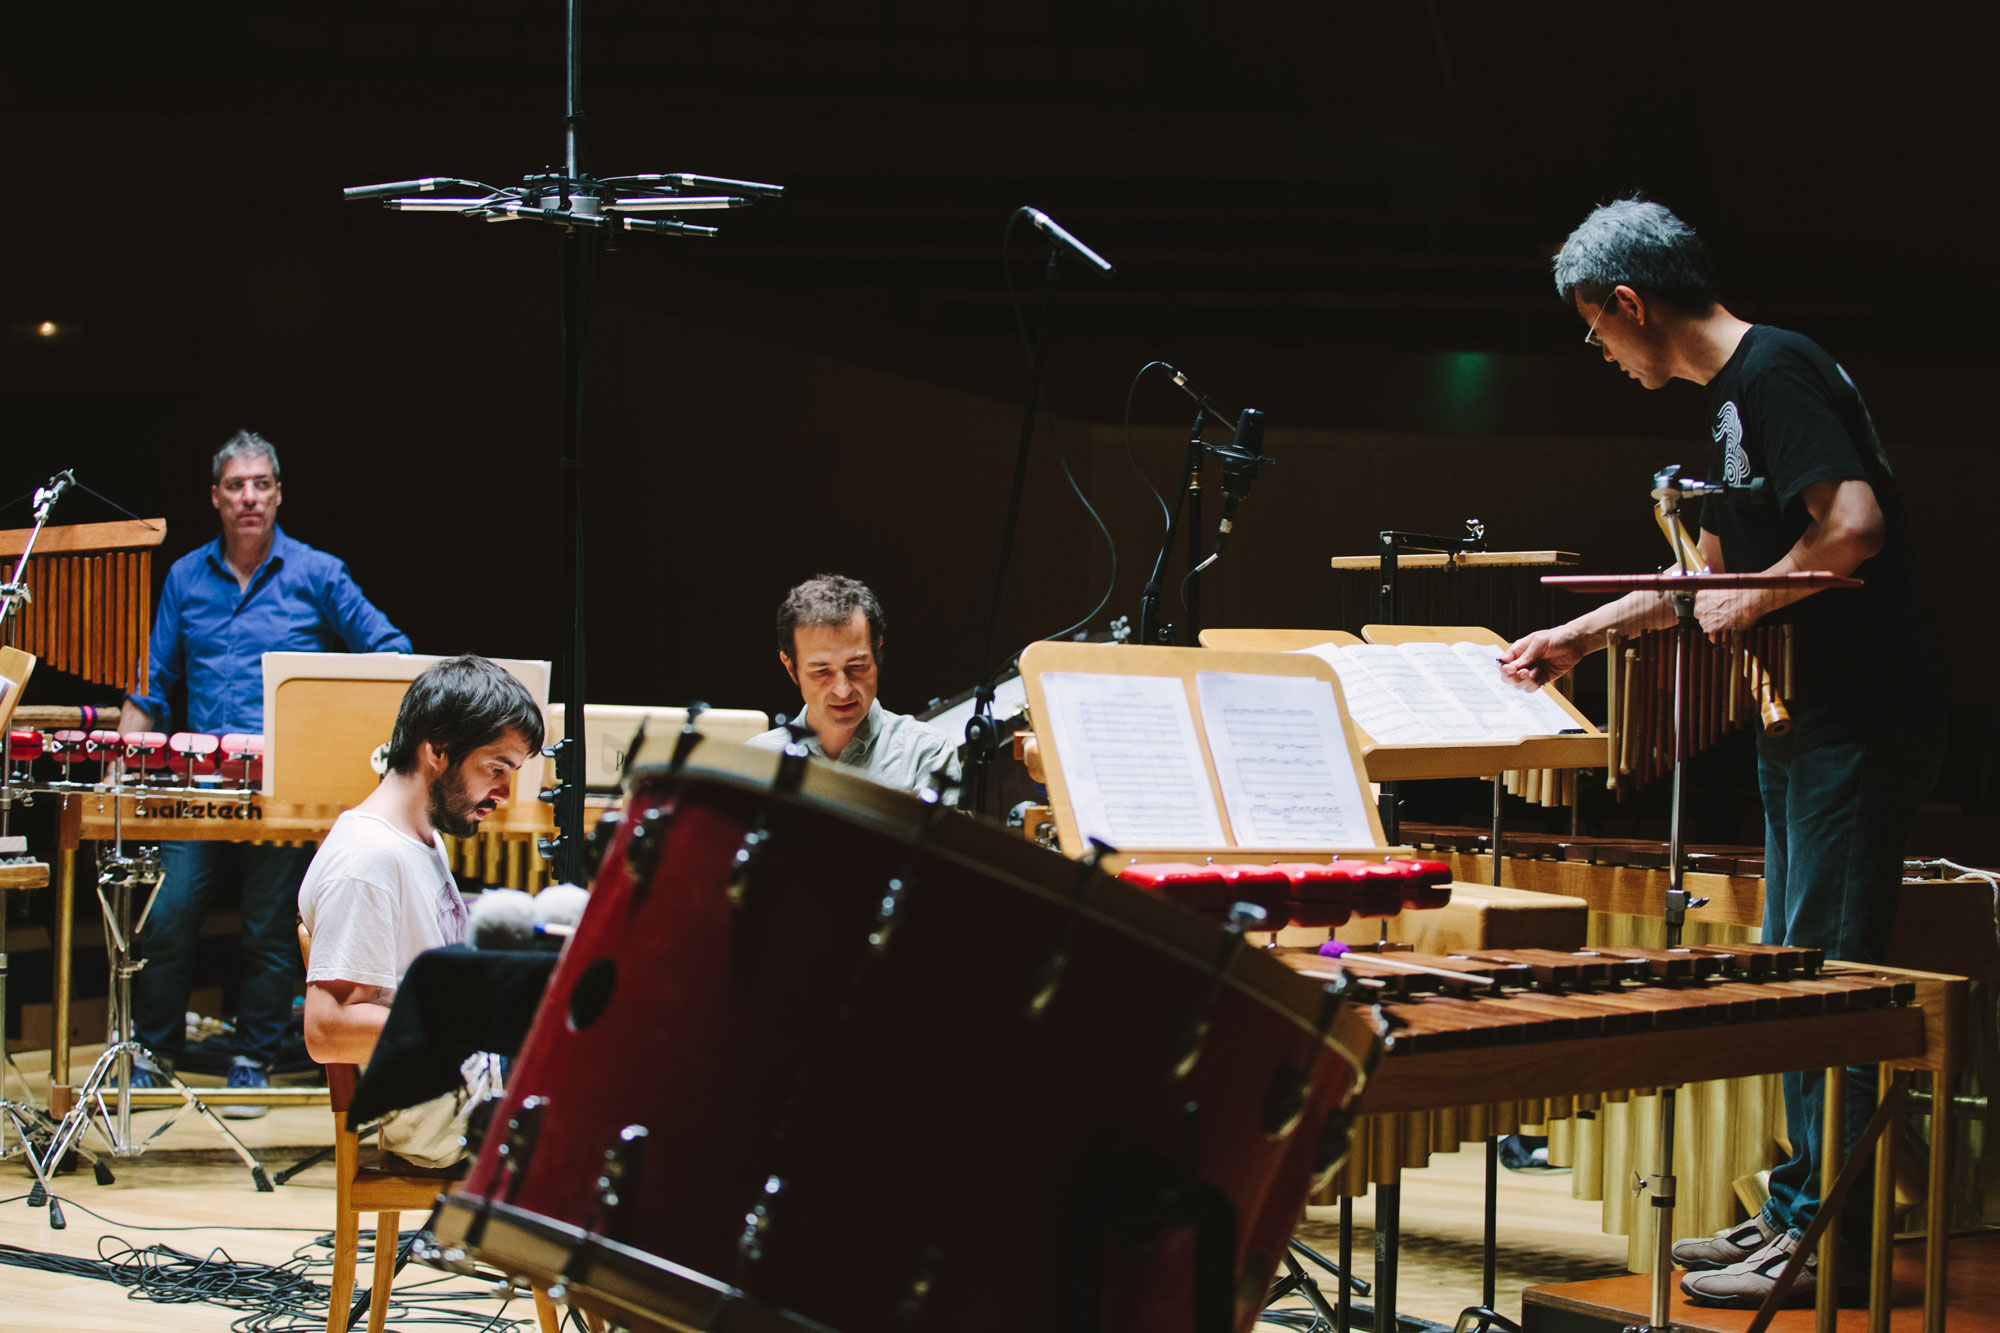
5,1,1994,850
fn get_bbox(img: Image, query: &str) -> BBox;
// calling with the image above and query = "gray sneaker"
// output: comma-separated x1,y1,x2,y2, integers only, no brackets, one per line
1681,1232,1815,1309
1671,1213,1779,1271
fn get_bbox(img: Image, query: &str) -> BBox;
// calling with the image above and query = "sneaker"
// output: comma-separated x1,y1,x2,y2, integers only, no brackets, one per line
127,1055,173,1090
1672,1212,1779,1271
1681,1232,1817,1309
222,1062,270,1119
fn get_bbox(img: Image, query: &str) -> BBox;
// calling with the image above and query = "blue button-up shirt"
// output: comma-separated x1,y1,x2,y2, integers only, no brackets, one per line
126,527,412,734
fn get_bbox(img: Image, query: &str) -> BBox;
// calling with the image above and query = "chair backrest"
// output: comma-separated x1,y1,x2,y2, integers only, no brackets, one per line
297,920,360,1115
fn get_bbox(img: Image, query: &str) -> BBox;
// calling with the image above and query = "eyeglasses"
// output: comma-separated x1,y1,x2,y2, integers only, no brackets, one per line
1583,289,1621,347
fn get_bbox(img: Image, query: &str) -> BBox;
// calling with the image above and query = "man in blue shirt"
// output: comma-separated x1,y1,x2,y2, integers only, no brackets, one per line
120,431,411,1113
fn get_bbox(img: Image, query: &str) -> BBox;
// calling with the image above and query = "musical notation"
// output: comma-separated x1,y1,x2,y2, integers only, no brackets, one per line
1038,673,1226,848
1195,672,1375,847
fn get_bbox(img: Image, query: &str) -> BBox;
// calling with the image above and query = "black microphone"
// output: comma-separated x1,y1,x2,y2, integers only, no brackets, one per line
1163,364,1239,433
342,177,460,201
1215,408,1269,551
1024,207,1115,277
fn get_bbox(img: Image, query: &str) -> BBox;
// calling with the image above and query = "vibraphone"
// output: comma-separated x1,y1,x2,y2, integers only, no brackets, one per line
1280,942,1962,1331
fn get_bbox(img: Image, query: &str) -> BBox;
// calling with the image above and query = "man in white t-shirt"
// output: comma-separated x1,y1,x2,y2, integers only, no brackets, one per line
299,654,543,1167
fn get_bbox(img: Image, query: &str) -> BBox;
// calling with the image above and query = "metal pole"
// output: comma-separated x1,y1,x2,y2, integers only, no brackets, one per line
1817,1066,1843,1333
1647,1089,1677,1330
551,0,592,884
51,843,74,1114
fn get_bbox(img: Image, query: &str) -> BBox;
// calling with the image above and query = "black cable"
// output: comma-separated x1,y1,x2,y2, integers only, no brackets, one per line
1123,361,1176,539
72,480,163,530
0,1222,538,1333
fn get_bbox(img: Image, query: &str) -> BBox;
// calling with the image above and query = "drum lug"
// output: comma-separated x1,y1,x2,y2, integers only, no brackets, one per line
775,715,814,792
623,804,672,891
1169,901,1265,1082
1264,981,1355,1141
727,820,773,910
737,1173,787,1270
586,807,623,881
495,1094,546,1198
1026,839,1115,1020
870,870,911,956
551,1124,649,1301
872,787,949,957
670,702,708,772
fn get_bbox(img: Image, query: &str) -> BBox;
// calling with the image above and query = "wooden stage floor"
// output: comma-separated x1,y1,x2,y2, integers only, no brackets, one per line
0,1045,1756,1332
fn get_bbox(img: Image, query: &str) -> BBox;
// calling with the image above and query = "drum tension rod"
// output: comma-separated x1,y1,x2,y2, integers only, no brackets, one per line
872,786,950,957
622,803,672,897
548,1124,649,1303
1170,901,1268,1082
1264,978,1352,1142
669,701,708,773
1026,838,1115,1019
468,1095,548,1250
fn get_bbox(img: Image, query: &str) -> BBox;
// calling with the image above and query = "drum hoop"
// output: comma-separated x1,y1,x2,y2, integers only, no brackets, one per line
632,742,1385,1084
429,1192,837,1333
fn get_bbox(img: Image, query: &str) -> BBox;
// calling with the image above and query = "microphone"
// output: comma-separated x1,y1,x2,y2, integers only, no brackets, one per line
1024,208,1115,277
468,888,538,950
343,177,462,202
1162,364,1239,432
1214,408,1270,552
533,883,589,933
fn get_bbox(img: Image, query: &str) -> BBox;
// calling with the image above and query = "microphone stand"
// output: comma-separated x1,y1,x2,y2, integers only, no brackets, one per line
962,249,1060,815
1137,410,1212,646
341,0,781,880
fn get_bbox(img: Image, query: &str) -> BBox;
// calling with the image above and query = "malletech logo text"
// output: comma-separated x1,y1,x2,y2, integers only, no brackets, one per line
133,799,264,821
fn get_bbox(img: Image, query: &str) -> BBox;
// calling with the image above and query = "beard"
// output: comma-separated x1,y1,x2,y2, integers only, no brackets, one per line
428,762,493,838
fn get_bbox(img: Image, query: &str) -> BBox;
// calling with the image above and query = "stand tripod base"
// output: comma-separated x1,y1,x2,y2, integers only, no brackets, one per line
38,1040,274,1216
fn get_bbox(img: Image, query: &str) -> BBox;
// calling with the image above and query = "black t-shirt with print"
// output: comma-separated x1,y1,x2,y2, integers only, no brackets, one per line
1698,325,1938,743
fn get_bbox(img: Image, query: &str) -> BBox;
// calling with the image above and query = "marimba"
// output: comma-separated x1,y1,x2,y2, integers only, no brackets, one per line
1282,942,1963,1331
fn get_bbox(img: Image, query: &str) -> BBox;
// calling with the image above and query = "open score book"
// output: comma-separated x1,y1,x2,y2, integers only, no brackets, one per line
1036,670,1378,850
1288,640,1582,747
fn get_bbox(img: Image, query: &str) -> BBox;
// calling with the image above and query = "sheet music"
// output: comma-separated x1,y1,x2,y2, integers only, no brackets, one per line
1400,641,1557,738
1290,640,1585,743
1195,672,1376,847
1039,672,1226,849
1341,645,1492,742
1447,640,1583,733
1291,643,1435,744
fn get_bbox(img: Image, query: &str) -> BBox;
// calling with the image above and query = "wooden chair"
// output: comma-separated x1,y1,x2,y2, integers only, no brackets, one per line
299,923,560,1333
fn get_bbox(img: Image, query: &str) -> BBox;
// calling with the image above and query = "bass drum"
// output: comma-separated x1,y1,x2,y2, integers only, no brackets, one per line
431,737,1381,1332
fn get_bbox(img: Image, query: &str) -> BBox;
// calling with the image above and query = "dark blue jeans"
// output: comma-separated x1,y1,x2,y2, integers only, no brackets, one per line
1755,722,1942,1255
132,841,317,1068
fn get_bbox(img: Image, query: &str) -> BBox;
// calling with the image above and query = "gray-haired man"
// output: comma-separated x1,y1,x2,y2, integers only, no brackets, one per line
1500,199,1942,1308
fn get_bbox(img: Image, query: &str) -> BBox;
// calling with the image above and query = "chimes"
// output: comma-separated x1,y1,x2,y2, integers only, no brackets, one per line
0,519,165,694
1603,623,1794,796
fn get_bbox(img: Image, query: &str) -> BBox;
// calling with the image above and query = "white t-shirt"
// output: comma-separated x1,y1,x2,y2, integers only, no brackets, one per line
300,810,466,990
298,809,470,1167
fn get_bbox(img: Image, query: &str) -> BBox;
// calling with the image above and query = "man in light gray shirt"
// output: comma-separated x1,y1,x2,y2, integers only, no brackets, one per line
747,574,959,794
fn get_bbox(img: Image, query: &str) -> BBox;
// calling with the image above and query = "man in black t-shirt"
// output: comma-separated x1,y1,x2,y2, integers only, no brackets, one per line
1498,199,1943,1309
